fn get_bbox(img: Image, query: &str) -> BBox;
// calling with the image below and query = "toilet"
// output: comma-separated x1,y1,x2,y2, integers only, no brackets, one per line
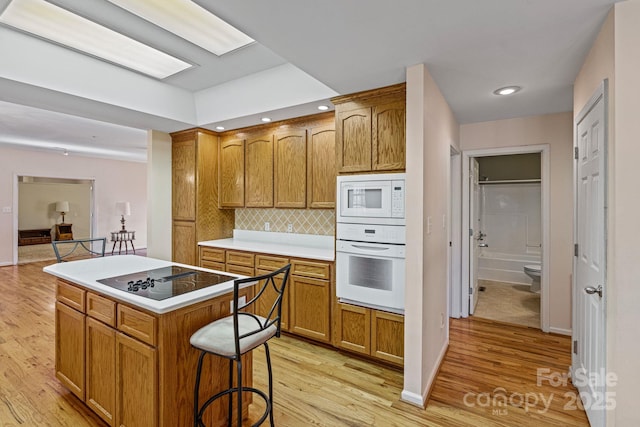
524,264,541,293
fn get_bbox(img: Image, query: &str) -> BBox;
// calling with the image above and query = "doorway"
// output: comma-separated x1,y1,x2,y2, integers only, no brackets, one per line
460,145,550,332
15,176,95,264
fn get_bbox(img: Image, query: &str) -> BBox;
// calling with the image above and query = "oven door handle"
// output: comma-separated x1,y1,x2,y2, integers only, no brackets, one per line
351,245,390,251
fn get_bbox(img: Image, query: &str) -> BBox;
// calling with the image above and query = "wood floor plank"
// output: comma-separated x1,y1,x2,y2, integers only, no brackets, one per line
0,261,589,426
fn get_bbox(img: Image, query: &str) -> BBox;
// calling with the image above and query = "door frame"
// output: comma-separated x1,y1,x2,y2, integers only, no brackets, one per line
460,145,550,332
449,146,462,318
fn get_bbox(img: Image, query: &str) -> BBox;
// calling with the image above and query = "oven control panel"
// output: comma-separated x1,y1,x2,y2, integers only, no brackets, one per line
336,223,406,245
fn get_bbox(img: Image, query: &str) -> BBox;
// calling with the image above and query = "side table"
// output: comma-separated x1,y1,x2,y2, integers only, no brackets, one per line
111,231,136,255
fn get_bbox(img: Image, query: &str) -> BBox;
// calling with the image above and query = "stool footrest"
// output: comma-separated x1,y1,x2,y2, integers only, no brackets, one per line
196,386,271,427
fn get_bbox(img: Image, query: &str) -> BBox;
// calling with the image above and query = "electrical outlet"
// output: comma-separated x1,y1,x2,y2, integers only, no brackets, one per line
230,295,247,313
440,312,445,328
264,222,270,231
287,224,293,233
2,206,11,214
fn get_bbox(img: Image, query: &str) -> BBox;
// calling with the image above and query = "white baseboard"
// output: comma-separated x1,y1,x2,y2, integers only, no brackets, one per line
549,327,572,336
401,338,449,408
0,261,12,267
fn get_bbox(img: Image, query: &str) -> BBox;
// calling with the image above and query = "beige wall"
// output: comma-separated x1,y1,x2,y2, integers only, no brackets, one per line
403,63,459,405
18,181,92,238
460,112,574,332
575,3,640,425
0,147,147,265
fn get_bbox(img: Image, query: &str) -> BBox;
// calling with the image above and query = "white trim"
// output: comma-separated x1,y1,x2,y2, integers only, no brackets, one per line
400,338,449,407
461,145,550,332
549,327,572,336
449,147,462,318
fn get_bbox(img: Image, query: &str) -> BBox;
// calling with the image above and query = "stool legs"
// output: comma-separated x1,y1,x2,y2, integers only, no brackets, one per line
264,342,275,427
194,351,206,427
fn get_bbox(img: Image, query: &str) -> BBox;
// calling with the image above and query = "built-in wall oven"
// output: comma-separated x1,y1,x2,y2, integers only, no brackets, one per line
336,173,406,314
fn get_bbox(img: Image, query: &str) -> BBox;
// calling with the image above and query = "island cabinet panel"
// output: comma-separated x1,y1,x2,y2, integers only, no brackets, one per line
372,101,406,171
307,124,336,208
336,107,372,173
117,305,157,347
57,280,86,312
289,275,331,343
172,138,197,221
245,134,274,207
116,332,157,427
87,292,116,327
86,317,115,426
55,301,85,400
274,129,307,208
219,138,245,208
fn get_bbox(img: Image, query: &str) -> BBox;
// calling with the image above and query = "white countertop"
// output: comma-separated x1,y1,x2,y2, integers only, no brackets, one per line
199,230,335,261
43,255,248,314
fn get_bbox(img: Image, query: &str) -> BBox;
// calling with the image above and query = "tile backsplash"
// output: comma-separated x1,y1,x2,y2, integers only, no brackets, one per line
235,209,335,236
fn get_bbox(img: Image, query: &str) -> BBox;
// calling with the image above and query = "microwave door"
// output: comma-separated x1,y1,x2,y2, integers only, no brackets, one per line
340,181,391,218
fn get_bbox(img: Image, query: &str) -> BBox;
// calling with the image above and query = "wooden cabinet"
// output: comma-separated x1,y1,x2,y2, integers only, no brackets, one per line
86,317,115,426
274,129,307,208
219,138,245,208
256,254,291,331
289,275,331,343
55,300,85,400
245,133,274,207
307,124,336,208
333,83,406,173
335,302,404,367
171,129,234,264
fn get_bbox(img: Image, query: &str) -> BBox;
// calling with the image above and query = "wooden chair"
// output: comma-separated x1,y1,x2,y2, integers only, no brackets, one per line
51,237,107,262
190,264,291,427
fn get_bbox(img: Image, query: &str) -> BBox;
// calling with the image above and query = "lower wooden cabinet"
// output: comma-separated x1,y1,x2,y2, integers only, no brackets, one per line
289,275,331,343
256,268,290,332
55,301,85,400
335,302,404,366
86,317,116,426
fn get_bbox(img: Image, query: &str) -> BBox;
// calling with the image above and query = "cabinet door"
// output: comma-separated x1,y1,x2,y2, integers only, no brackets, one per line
274,129,307,208
307,124,336,208
55,301,85,400
172,138,196,221
372,101,405,171
245,134,274,207
371,310,404,366
86,317,115,426
219,138,245,208
116,332,157,427
334,302,370,356
336,107,371,173
256,268,289,332
172,220,196,265
289,276,331,343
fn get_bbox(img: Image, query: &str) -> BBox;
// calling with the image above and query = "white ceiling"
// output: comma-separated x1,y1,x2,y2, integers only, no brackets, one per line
0,0,619,162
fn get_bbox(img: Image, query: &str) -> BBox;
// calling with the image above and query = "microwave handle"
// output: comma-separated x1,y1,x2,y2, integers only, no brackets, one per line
351,244,390,251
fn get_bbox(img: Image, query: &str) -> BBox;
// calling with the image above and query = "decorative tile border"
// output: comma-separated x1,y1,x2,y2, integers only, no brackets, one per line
235,209,335,236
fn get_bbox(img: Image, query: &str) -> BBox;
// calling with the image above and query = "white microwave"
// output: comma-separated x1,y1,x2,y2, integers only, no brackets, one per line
336,173,406,225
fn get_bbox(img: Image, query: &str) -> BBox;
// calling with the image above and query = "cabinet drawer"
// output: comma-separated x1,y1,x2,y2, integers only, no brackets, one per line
291,259,330,280
226,264,255,277
201,260,226,272
87,292,116,327
200,247,225,263
117,305,157,347
255,254,289,271
57,280,86,313
226,251,255,267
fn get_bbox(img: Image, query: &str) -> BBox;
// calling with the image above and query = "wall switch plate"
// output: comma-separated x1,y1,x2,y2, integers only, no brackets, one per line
264,222,270,231
287,224,293,233
427,216,432,234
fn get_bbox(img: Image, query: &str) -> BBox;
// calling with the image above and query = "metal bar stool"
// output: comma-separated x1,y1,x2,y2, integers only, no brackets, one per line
190,264,291,427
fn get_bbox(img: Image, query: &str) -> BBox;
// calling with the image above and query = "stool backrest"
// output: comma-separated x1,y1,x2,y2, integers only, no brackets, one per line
232,264,291,355
52,237,107,262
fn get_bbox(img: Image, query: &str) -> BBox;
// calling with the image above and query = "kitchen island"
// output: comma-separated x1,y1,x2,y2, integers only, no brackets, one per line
44,255,254,427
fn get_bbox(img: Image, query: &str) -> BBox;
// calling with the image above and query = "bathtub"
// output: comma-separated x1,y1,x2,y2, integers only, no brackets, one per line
477,251,541,285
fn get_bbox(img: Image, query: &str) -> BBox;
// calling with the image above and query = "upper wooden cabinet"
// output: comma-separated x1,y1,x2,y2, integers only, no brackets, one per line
219,138,245,208
307,124,336,208
274,129,307,208
171,129,234,264
333,83,406,173
245,133,274,207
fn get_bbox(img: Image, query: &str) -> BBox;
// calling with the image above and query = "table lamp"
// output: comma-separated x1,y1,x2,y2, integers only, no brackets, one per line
116,201,131,232
55,201,69,223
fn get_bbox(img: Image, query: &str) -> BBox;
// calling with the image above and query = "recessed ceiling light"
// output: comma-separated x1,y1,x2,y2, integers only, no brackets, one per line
215,126,225,131
106,0,254,56
493,86,522,96
261,117,272,123
0,0,192,79
317,105,329,111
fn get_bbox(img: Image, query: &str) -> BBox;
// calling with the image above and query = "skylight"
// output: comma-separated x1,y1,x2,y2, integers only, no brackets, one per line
107,0,254,56
0,0,192,79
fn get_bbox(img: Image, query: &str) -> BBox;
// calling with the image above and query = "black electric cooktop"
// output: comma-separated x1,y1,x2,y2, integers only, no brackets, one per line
97,266,236,301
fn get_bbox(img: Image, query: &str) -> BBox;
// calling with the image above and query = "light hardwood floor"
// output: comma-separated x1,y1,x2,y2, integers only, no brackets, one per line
0,261,589,426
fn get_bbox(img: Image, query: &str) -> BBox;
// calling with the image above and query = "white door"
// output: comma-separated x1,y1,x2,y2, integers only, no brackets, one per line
469,158,481,314
573,85,606,427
